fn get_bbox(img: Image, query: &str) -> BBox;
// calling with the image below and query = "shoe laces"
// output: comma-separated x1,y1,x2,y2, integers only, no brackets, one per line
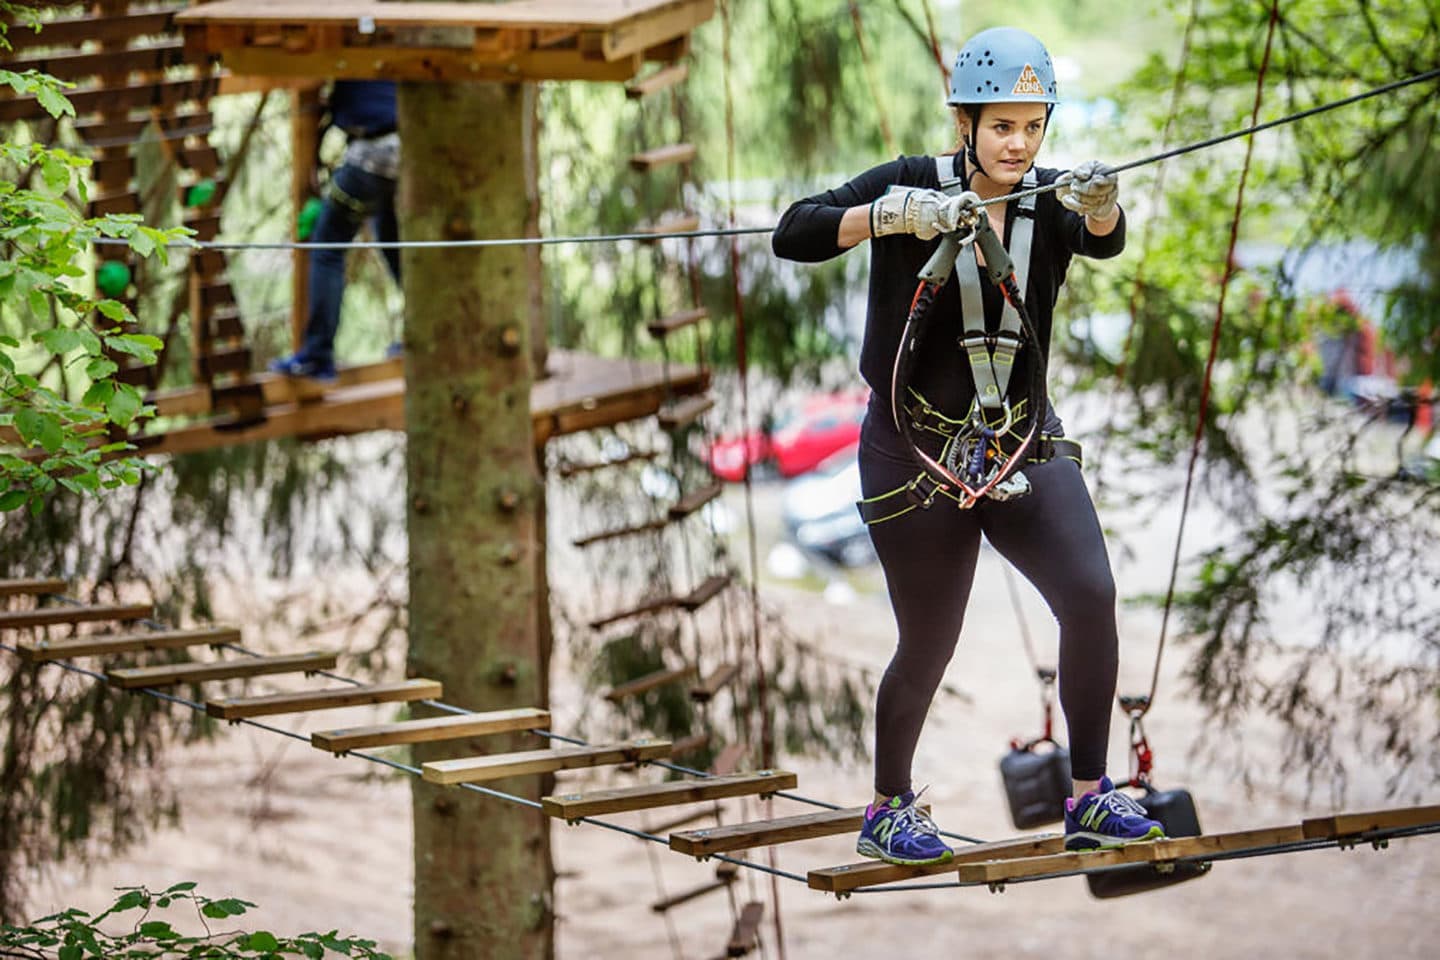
896,785,941,837
1097,786,1150,819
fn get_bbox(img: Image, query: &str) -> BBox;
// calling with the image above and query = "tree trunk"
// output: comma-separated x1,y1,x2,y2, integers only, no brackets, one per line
398,74,553,960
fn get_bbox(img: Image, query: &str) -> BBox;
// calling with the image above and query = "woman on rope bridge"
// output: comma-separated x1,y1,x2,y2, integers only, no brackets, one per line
772,26,1166,866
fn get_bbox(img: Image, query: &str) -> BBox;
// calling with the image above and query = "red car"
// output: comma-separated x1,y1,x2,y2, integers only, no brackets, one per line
708,388,870,481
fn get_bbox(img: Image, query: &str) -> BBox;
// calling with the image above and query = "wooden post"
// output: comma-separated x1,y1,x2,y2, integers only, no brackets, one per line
290,85,320,351
399,56,553,960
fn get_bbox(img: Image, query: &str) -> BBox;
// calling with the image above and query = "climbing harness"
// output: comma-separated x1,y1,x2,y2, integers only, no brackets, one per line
858,157,1066,524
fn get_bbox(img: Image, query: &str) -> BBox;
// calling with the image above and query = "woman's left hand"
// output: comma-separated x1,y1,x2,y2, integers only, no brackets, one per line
1057,161,1119,220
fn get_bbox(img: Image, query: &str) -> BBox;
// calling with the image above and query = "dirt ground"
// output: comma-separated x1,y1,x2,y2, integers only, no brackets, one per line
26,475,1440,960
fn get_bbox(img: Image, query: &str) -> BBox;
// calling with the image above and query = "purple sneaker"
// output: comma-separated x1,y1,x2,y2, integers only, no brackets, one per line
856,787,954,866
1064,776,1167,850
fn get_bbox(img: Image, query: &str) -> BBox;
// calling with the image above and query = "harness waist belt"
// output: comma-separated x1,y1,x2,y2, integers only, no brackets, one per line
856,437,1082,525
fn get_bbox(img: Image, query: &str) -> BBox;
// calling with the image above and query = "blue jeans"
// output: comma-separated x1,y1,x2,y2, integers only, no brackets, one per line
298,162,400,365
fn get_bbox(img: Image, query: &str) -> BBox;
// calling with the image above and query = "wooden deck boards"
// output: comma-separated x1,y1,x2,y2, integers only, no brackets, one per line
46,350,707,459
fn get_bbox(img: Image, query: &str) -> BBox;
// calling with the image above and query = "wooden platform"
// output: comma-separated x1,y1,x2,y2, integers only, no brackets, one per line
39,350,707,459
15,626,241,662
206,678,442,720
542,770,797,821
175,0,715,83
421,738,671,785
312,707,551,753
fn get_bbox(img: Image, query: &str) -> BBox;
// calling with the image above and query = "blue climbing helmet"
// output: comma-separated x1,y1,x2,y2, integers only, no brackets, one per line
947,27,1059,179
947,27,1059,107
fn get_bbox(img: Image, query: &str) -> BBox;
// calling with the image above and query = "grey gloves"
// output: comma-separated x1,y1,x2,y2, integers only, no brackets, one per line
870,187,972,241
1057,160,1119,220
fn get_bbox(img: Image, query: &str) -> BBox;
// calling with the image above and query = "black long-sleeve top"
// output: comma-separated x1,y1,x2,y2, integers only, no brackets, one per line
772,155,1125,437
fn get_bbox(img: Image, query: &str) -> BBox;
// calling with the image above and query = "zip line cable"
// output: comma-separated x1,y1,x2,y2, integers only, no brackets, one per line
84,65,1440,255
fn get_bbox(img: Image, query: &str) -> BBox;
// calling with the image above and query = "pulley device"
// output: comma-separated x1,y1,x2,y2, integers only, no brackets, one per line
998,666,1073,829
1085,694,1209,899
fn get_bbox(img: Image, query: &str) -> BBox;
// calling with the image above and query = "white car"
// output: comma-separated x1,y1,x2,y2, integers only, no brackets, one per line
780,443,875,567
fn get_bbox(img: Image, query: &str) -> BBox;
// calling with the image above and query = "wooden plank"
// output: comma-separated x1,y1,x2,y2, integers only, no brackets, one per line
626,61,688,99
206,678,442,720
657,395,713,431
91,155,137,186
542,770,797,820
603,664,697,702
0,578,67,598
199,281,236,313
628,142,696,172
0,76,217,124
690,663,739,703
88,191,140,218
588,595,681,631
556,449,658,478
175,0,708,32
73,110,213,146
197,346,251,379
807,834,1067,893
708,742,744,777
106,651,337,690
672,806,871,858
680,573,730,612
578,0,712,61
15,626,240,662
209,40,643,84
650,862,736,912
0,10,176,52
647,306,708,338
311,707,551,753
1301,805,1440,840
670,481,721,518
0,41,187,83
0,603,152,631
571,517,668,549
638,212,700,237
726,901,764,957
421,738,671,785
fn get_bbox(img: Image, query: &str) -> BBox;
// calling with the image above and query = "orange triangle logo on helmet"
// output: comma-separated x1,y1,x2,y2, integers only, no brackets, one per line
1012,64,1046,96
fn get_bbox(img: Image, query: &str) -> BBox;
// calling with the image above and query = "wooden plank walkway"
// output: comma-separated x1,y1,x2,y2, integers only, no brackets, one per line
542,770,797,820
422,738,671,785
107,651,337,689
15,626,241,662
312,708,550,753
207,679,442,720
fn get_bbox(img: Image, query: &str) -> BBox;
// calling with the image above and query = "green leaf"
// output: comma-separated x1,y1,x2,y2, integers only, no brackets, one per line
35,327,83,355
245,931,280,951
58,945,82,960
14,408,63,453
104,333,160,364
86,357,118,380
0,489,28,512
35,82,74,120
106,384,142,427
96,300,132,323
163,881,198,894
137,921,176,940
40,153,70,195
127,228,155,258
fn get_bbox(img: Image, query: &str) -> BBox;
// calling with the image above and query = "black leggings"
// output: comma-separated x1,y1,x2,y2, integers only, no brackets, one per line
860,420,1118,795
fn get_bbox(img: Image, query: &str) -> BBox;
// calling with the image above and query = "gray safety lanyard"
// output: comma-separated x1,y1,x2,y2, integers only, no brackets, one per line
935,156,1037,411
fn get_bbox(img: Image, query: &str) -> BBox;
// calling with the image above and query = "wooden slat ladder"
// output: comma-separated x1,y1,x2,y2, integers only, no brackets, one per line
422,738,671,785
657,395,714,431
312,707,551,754
629,143,697,172
680,573,731,612
670,481,722,519
1301,804,1440,841
955,825,1307,888
646,307,708,338
651,861,737,913
726,901,764,957
625,62,689,100
106,651,338,690
0,578,68,598
0,603,153,630
604,664,698,703
207,678,442,720
808,834,1068,895
542,770,798,821
690,663,739,703
14,626,241,663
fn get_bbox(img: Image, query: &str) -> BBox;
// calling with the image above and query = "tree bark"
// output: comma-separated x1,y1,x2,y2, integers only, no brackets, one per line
398,72,553,960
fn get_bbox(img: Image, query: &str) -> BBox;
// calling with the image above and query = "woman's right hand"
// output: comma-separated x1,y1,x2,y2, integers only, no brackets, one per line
869,187,964,241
